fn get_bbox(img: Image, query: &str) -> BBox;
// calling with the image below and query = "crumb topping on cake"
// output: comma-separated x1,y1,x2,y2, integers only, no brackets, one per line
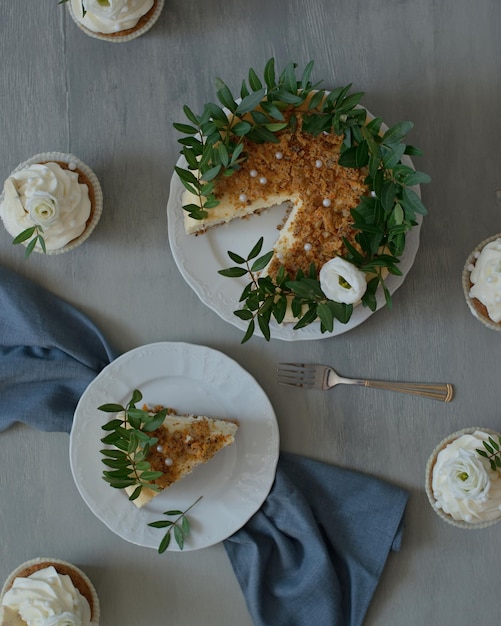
191,110,369,279
229,116,368,277
147,415,236,490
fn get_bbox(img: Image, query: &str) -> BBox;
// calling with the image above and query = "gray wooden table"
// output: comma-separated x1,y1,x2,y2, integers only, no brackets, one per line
1,1,501,624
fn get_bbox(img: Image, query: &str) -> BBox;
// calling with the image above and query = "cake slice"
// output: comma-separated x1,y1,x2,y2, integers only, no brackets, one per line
125,412,238,508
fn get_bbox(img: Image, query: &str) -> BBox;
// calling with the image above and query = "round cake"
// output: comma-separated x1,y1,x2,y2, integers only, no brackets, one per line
0,152,103,256
68,0,165,43
462,234,501,331
174,59,429,337
0,557,99,625
425,427,501,529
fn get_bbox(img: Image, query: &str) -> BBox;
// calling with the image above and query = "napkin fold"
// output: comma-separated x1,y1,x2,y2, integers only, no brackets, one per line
224,453,407,626
1,265,408,626
0,265,117,432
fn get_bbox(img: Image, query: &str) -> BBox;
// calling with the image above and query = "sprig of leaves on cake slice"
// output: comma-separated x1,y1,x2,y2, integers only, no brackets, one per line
175,58,430,340
476,435,501,471
98,389,201,550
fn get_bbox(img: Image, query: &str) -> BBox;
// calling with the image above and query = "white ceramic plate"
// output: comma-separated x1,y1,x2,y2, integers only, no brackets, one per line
69,342,279,552
167,154,422,341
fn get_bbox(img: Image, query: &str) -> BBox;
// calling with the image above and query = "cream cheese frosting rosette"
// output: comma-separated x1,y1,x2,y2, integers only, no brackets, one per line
463,234,501,331
0,557,99,625
68,0,165,42
0,152,102,256
425,428,501,529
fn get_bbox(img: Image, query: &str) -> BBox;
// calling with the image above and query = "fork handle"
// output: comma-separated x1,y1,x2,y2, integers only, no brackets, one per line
351,379,454,402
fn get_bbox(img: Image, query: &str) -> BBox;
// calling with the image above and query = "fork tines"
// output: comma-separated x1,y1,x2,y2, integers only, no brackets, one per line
276,363,315,388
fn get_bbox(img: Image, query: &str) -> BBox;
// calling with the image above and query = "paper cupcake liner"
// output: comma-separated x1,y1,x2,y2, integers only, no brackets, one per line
1,557,100,625
1,151,103,255
462,233,501,332
425,427,501,529
68,0,164,43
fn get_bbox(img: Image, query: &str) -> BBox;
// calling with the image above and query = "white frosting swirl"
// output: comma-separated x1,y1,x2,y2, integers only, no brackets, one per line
0,162,91,251
319,257,367,304
431,430,501,523
71,0,154,33
469,238,501,322
1,566,91,626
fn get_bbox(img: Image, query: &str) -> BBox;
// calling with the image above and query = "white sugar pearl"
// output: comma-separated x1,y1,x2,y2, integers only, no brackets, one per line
322,198,331,207
259,176,267,185
370,190,377,197
304,243,312,251
275,151,283,160
156,445,163,453
239,193,248,202
165,458,173,466
315,159,323,168
250,169,258,177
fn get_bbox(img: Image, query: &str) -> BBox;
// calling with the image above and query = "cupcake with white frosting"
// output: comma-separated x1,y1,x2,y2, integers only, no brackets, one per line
68,0,165,43
0,152,103,256
0,557,99,625
425,428,501,529
462,234,501,331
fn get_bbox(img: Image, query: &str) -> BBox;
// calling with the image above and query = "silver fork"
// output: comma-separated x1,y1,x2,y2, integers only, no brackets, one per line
277,363,454,402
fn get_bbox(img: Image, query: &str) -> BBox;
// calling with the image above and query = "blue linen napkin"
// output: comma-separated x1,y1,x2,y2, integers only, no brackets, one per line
224,453,408,626
0,265,117,432
0,265,408,625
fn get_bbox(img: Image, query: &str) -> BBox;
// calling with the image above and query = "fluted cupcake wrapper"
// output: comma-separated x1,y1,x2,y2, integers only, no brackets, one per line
425,427,501,530
1,557,100,625
0,151,103,255
68,0,165,43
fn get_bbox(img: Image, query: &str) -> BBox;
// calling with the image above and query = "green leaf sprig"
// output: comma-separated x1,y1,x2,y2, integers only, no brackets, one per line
13,225,46,258
476,435,501,471
148,495,203,552
99,389,168,502
175,59,430,341
99,390,203,552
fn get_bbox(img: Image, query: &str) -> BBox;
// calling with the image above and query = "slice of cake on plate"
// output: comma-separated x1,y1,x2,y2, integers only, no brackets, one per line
124,411,238,508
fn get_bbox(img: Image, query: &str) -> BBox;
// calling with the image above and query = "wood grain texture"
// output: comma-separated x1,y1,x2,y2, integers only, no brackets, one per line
1,0,501,624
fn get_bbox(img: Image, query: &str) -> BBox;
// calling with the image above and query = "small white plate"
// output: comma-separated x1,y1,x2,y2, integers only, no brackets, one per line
69,342,279,552
167,155,422,341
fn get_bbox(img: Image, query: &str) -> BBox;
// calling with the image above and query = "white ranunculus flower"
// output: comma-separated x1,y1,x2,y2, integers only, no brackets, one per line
319,257,367,304
26,192,60,226
83,0,128,19
440,448,491,502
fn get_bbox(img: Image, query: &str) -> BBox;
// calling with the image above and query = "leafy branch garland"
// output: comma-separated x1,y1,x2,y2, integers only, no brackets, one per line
476,435,501,472
174,59,430,341
99,389,201,550
13,225,46,258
